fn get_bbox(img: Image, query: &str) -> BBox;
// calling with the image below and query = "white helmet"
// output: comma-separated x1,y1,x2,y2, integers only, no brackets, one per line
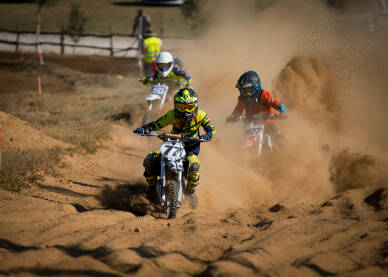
156,51,174,77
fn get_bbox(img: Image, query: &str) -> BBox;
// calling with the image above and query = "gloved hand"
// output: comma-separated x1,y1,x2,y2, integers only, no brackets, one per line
278,104,288,119
226,115,238,123
134,126,148,134
145,76,154,83
200,133,212,142
139,76,154,85
183,80,190,88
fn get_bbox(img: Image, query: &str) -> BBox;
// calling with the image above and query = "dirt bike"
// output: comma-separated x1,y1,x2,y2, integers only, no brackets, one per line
134,131,207,219
141,59,186,125
235,114,280,159
142,83,169,125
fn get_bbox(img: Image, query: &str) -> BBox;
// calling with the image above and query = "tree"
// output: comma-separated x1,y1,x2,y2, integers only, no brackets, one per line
66,4,88,44
180,0,205,33
33,0,58,64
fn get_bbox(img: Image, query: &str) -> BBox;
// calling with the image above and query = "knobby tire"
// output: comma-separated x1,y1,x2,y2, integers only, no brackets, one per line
167,180,179,219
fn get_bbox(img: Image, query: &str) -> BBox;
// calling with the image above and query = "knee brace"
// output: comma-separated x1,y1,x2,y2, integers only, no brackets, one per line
188,160,200,186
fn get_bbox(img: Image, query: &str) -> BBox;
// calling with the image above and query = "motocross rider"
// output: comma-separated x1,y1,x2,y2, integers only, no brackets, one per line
140,51,191,90
134,88,216,208
226,71,288,137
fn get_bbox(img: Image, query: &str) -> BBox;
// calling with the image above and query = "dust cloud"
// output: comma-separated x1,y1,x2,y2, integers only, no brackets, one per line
177,0,388,211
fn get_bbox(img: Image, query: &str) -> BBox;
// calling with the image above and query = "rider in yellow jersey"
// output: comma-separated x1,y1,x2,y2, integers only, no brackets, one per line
134,88,216,208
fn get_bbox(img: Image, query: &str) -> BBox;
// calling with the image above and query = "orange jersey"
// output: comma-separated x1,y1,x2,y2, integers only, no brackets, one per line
232,89,282,119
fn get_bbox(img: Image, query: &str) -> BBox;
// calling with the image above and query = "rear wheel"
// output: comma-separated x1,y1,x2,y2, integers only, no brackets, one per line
166,180,179,219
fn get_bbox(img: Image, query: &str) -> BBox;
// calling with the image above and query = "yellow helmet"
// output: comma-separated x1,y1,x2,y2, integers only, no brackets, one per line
174,88,198,122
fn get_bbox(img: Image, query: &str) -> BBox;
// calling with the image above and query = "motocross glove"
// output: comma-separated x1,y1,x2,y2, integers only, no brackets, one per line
139,76,154,85
278,104,288,119
200,133,212,142
183,80,191,88
134,126,150,134
278,104,287,113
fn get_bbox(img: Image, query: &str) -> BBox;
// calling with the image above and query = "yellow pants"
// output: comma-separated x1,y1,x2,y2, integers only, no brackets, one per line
143,151,200,192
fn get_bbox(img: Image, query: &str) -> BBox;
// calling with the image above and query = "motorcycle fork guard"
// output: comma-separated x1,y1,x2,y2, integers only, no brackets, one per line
159,90,167,109
158,161,166,207
147,100,153,111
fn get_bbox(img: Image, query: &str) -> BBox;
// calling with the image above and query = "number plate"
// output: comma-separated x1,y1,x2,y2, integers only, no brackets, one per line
151,85,168,97
160,141,185,160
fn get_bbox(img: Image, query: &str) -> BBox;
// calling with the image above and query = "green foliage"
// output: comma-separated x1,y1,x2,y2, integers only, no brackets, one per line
180,0,205,33
0,147,63,192
180,0,201,18
80,140,99,155
66,4,88,43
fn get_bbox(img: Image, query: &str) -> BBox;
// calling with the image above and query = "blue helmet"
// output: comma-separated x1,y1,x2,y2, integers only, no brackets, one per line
236,71,262,97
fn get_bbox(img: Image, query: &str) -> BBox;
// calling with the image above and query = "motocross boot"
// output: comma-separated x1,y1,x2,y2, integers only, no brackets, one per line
187,182,198,208
190,192,198,209
187,154,200,208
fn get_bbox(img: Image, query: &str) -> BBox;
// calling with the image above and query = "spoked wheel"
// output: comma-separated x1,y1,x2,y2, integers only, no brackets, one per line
166,180,179,219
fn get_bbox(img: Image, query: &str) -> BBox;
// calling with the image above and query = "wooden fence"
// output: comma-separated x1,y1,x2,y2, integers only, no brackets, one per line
0,27,139,57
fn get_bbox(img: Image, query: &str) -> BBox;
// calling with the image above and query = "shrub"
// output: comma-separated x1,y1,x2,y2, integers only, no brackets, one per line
0,147,63,192
66,4,88,44
80,140,99,154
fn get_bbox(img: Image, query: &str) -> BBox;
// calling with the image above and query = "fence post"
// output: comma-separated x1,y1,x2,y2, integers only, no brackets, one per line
109,26,114,57
60,25,65,55
137,16,143,73
15,24,21,53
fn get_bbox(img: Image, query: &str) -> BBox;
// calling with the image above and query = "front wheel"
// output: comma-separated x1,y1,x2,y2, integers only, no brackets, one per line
166,180,179,219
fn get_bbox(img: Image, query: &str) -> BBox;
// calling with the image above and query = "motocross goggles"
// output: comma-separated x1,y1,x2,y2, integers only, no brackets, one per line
176,102,197,112
239,86,256,96
157,62,172,72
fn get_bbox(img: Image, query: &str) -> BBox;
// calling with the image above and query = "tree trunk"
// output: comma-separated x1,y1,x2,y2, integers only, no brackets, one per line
36,4,44,65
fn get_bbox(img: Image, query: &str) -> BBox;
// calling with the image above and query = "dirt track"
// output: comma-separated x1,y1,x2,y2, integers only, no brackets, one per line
1,121,387,277
1,0,388,276
0,81,387,276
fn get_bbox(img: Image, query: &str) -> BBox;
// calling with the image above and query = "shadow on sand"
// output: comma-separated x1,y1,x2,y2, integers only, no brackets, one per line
99,182,159,216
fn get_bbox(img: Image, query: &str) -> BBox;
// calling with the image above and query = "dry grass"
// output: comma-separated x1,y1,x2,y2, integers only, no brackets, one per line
0,147,63,192
0,57,146,156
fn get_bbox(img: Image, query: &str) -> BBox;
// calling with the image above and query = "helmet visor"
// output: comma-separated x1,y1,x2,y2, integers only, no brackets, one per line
240,86,256,96
176,102,196,112
157,62,172,72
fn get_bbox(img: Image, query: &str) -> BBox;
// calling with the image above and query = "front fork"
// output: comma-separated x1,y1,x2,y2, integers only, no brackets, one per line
147,90,167,113
147,100,153,111
160,90,167,109
256,127,272,158
157,160,166,206
257,134,273,157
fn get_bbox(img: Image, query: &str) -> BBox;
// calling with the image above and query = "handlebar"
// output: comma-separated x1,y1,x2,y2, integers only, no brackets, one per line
240,114,279,123
227,113,280,124
133,130,208,143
